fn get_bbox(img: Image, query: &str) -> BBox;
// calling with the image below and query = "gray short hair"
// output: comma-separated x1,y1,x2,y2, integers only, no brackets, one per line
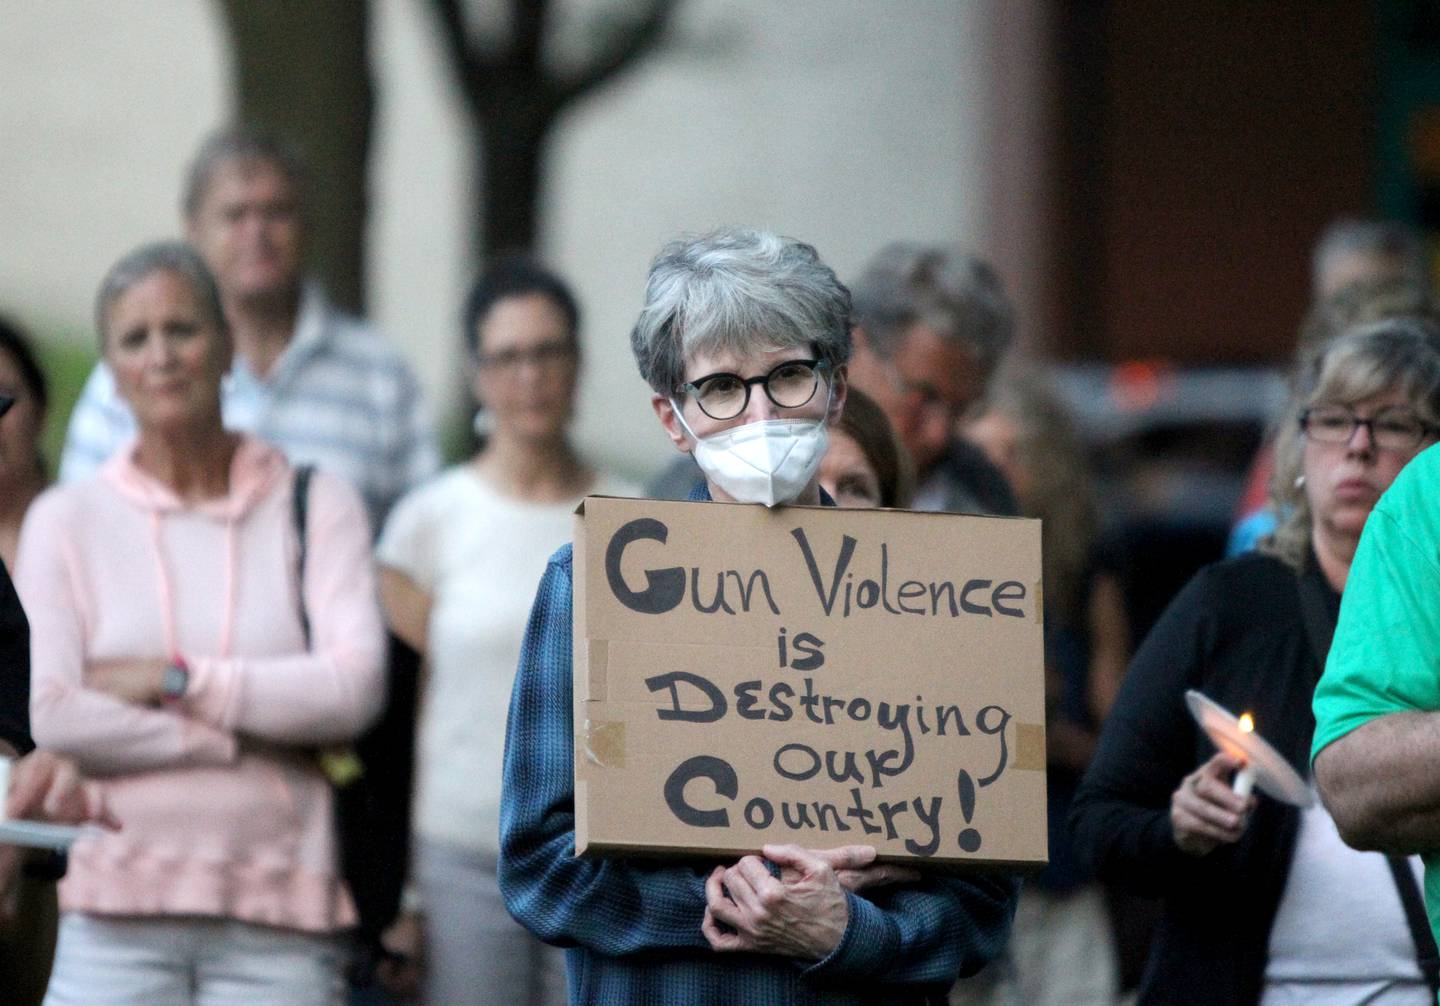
1296,276,1440,364
850,243,1015,376
1312,217,1427,294
1264,317,1440,569
630,227,852,395
182,125,307,219
95,241,228,349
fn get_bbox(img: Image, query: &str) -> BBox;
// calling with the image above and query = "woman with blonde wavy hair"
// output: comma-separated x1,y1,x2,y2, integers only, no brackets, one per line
1071,319,1440,1004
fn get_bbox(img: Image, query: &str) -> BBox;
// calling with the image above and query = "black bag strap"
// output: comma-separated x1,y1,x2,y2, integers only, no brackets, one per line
1293,568,1336,676
1386,854,1440,994
1294,567,1440,994
292,465,315,649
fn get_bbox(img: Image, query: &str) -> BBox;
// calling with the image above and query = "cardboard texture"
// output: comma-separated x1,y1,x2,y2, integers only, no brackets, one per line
573,496,1048,870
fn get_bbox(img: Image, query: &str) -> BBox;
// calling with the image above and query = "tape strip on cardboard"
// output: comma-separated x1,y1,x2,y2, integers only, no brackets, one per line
584,720,625,768
1013,722,1045,772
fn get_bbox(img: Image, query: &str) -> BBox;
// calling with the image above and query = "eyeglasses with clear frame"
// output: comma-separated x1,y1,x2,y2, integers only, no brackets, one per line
676,358,830,422
1299,404,1438,452
475,341,576,374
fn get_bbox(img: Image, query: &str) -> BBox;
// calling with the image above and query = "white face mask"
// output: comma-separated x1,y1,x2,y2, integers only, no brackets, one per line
672,400,831,507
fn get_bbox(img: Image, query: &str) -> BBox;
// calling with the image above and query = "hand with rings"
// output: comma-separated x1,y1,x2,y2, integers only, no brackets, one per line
1170,752,1256,857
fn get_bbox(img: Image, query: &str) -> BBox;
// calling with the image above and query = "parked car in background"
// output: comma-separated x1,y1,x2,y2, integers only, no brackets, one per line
1052,361,1288,640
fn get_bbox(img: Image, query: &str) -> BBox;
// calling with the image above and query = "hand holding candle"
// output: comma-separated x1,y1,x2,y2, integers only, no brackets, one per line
1184,691,1313,808
1171,751,1255,856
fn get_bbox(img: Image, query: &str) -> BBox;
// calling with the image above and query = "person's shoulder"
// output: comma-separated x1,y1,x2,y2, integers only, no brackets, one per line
549,542,574,572
385,466,480,524
1346,444,1440,575
26,481,84,519
1376,442,1440,523
312,299,413,369
1194,550,1291,585
940,437,1020,516
298,304,426,423
1400,440,1440,478
1182,552,1297,614
299,462,371,525
66,363,130,429
402,464,475,503
22,477,110,535
75,360,118,399
591,472,644,498
644,455,703,501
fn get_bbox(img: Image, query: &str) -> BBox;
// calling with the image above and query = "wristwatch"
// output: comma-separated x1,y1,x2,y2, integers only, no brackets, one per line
160,657,190,704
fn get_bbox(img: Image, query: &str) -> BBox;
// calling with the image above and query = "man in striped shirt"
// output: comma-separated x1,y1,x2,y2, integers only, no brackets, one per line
59,127,439,532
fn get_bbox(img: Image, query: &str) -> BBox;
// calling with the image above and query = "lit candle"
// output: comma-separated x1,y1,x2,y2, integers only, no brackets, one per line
1232,713,1256,798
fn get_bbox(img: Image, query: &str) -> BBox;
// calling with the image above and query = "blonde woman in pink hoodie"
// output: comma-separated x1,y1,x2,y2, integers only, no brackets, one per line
17,242,386,1005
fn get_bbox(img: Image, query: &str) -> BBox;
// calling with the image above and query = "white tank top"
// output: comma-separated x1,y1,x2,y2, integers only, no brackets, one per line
1261,785,1429,1005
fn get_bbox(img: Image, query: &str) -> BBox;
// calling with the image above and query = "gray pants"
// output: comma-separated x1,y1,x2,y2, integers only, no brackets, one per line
415,837,566,1006
44,913,345,1006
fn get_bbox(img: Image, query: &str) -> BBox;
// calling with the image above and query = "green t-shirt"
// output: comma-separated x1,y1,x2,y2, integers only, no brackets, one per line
1313,442,1440,756
1312,441,1440,952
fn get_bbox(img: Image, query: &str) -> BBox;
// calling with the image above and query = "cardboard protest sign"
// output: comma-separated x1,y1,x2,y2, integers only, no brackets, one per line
573,496,1047,869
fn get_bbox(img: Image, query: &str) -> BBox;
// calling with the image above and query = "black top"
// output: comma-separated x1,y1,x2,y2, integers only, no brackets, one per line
0,558,31,754
1069,552,1336,1006
929,437,1019,517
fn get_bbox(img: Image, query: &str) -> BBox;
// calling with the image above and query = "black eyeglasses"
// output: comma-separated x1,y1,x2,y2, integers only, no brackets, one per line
0,394,13,421
676,359,830,421
1299,404,1438,451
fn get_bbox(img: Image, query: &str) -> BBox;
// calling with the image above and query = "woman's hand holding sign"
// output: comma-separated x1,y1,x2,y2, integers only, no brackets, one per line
800,843,921,893
703,845,850,958
702,844,919,958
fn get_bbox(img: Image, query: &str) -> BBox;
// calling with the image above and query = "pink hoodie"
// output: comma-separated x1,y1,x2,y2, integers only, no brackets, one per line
18,436,385,932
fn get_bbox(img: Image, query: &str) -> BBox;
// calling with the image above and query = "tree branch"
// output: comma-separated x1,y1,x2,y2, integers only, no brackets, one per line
430,0,491,112
550,0,676,111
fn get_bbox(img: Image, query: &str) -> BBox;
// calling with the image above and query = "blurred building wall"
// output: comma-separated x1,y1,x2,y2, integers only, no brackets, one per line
1,0,999,483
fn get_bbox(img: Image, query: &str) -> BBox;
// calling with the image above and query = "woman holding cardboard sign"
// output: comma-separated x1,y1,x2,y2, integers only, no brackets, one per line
1070,321,1440,1005
498,227,1019,1005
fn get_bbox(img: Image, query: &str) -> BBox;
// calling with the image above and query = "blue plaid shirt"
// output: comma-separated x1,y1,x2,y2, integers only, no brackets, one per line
498,486,1019,1004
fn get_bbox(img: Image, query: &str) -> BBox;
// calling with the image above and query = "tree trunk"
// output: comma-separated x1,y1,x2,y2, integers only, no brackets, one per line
479,109,553,257
216,0,374,314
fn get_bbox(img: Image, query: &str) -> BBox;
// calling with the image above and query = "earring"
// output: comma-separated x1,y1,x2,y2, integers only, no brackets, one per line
472,408,494,438
1294,474,1306,489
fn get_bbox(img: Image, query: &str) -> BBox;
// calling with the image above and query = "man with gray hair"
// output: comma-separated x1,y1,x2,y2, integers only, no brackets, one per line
59,126,439,531
1311,217,1428,301
845,243,1018,516
1228,218,1431,556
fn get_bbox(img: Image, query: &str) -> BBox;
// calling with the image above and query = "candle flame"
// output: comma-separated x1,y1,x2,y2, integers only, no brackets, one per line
1238,713,1255,734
